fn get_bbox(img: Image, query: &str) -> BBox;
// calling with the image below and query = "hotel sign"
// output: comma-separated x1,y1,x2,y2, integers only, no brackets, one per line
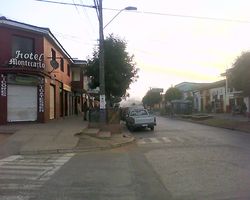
9,50,45,69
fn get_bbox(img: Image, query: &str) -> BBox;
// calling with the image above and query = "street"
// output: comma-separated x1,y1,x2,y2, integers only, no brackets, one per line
1,116,250,200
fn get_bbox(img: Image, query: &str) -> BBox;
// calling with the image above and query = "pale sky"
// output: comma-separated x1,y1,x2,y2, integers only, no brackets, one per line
2,0,250,101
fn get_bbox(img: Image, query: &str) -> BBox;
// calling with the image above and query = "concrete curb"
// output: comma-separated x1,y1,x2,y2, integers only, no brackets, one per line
19,136,136,155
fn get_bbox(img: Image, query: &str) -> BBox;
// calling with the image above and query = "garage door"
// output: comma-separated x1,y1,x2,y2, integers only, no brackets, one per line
7,85,37,122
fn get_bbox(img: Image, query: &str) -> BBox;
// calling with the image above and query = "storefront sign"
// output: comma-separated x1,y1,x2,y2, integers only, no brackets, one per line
9,50,45,69
7,74,40,86
38,78,45,113
0,74,7,97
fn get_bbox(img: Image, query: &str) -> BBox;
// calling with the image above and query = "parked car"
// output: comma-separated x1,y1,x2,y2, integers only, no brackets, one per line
126,108,156,131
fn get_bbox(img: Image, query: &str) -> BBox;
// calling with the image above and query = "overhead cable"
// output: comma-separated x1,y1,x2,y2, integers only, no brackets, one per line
35,0,250,24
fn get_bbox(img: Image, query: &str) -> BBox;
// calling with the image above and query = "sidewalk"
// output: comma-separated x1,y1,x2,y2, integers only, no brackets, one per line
0,116,135,157
174,113,250,133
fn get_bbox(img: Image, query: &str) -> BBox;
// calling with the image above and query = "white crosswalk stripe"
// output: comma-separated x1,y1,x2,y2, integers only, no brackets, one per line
149,138,160,143
137,136,188,145
161,137,171,143
137,137,167,145
0,153,75,200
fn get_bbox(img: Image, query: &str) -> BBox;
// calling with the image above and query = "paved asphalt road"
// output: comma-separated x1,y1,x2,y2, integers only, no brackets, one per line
1,116,250,200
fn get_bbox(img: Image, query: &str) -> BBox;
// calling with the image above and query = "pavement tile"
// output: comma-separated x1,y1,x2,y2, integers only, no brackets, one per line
0,116,135,156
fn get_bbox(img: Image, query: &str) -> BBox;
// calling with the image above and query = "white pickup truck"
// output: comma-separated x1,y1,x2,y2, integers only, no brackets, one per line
126,108,156,131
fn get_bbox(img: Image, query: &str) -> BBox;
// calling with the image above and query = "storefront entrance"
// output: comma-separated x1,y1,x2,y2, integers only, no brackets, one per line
7,84,37,122
50,85,55,119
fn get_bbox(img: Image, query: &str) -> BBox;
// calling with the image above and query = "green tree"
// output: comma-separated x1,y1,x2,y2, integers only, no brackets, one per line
142,90,162,108
85,34,139,105
164,87,182,102
229,51,250,96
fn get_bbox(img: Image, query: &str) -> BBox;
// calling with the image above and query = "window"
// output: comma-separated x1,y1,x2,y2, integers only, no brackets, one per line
51,48,56,61
60,58,64,72
72,68,80,81
67,64,70,76
12,36,34,57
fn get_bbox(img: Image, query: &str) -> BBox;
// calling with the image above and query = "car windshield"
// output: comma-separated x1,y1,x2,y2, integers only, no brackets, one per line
130,109,148,116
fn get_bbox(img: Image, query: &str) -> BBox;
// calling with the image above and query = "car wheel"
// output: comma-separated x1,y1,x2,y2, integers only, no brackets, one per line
127,126,134,132
150,126,154,131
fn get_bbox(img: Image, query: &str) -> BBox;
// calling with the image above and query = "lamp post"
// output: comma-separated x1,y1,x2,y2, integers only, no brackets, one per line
97,1,137,123
104,6,137,29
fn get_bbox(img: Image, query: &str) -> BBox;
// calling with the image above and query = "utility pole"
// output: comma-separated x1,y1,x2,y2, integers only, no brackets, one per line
98,0,106,123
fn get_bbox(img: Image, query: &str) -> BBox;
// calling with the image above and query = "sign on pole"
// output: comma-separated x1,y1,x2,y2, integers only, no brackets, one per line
100,95,106,109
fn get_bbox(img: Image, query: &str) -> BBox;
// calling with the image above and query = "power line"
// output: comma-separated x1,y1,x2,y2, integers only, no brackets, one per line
93,0,100,21
35,0,250,24
80,0,96,33
138,10,250,24
72,0,80,14
35,0,95,8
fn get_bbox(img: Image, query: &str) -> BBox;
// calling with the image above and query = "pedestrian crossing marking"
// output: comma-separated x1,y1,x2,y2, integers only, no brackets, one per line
137,136,193,145
0,183,42,190
149,138,160,143
161,137,171,143
0,195,32,200
0,153,75,199
0,155,22,166
137,140,147,145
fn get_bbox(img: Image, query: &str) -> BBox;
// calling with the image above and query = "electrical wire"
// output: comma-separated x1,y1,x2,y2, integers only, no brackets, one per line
93,0,100,21
72,0,80,14
35,0,250,24
35,0,95,8
80,0,96,33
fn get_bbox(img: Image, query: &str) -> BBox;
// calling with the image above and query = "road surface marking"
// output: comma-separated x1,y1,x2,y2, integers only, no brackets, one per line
0,195,32,200
137,139,147,145
0,153,75,199
149,138,161,143
161,137,171,143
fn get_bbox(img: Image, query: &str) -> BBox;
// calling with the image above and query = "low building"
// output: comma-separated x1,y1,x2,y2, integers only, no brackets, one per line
175,82,209,100
0,17,88,124
192,80,226,113
222,69,249,116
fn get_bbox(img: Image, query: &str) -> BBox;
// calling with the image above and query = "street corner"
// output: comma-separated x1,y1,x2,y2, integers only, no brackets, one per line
74,129,136,152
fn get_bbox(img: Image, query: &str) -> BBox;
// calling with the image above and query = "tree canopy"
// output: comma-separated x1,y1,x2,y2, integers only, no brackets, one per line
84,34,139,104
142,90,162,108
164,87,182,102
229,51,250,96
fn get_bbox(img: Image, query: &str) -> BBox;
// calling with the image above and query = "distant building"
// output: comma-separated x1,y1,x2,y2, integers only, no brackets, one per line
193,80,226,113
222,69,249,116
175,82,209,99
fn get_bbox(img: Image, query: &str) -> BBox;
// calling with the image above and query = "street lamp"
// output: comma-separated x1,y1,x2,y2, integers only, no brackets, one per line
104,6,137,29
97,1,137,124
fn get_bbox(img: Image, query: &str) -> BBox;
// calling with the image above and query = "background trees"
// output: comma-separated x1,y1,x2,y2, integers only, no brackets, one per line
84,34,139,105
142,89,162,108
229,51,250,96
164,87,182,102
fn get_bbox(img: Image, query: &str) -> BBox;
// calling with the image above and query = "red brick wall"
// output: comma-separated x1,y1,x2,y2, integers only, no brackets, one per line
0,25,73,124
0,26,44,67
43,38,71,85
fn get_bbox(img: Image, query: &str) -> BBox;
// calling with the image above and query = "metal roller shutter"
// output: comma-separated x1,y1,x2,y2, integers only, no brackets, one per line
7,85,37,122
